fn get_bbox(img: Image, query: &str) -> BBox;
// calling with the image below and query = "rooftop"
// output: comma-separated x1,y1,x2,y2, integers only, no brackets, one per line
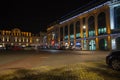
58,0,109,23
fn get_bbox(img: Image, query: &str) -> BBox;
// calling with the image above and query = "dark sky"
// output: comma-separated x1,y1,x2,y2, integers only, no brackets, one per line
0,0,108,34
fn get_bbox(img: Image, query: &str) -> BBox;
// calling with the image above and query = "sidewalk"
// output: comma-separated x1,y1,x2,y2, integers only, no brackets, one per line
40,49,110,54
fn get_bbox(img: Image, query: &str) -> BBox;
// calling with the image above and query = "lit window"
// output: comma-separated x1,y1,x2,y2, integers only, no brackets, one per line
89,30,95,37
23,38,24,42
26,43,28,46
36,38,39,42
3,31,5,35
64,36,68,40
26,38,29,42
7,37,9,42
11,43,14,46
83,32,86,38
70,35,74,39
15,37,17,42
2,43,5,47
19,38,21,42
19,43,21,45
76,33,80,38
112,39,116,50
98,28,106,35
2,37,4,42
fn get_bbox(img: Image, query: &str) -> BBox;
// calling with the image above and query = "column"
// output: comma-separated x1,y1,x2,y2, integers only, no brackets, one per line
106,7,112,50
63,26,65,46
68,24,70,46
106,7,111,34
86,17,88,38
109,6,115,30
107,35,111,50
95,13,99,50
80,18,84,50
58,26,60,45
74,22,76,45
86,17,89,50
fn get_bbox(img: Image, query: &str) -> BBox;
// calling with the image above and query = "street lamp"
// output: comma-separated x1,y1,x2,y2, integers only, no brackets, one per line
83,25,86,29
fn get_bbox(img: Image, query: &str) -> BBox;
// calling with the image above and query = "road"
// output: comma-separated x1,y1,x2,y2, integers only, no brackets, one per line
0,50,109,73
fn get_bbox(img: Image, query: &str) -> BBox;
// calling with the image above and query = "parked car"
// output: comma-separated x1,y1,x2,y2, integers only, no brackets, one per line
71,45,82,50
106,50,120,71
11,46,23,51
0,47,6,51
24,46,35,50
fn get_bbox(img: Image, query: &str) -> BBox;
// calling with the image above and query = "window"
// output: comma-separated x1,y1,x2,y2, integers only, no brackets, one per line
64,36,68,40
88,16,95,37
70,23,74,35
98,12,107,35
76,33,80,38
65,26,68,36
60,27,63,41
70,34,74,39
114,6,120,29
76,21,80,38
83,17,86,25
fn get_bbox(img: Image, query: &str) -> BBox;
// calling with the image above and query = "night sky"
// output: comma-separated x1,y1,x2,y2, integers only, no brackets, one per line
0,0,108,34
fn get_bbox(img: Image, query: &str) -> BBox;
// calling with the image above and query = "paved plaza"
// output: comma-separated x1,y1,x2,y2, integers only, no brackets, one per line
0,50,109,73
0,50,120,80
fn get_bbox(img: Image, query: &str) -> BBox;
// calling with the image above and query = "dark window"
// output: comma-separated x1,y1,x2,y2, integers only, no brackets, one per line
60,27,63,41
97,12,106,35
70,23,74,35
83,17,86,25
65,25,68,36
114,6,120,29
88,16,95,37
116,37,120,50
76,21,80,38
76,21,80,33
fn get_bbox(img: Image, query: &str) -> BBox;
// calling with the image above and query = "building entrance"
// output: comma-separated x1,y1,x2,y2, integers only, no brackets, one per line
99,39,107,50
89,40,96,50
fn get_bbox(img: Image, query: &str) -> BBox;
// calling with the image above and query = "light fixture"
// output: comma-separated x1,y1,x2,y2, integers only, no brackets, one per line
83,26,86,29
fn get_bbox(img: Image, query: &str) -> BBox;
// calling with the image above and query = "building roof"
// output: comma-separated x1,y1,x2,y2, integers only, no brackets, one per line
58,0,109,23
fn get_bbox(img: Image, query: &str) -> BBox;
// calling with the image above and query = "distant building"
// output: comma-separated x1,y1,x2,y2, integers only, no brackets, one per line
32,32,47,48
47,24,59,48
47,0,120,50
0,28,40,48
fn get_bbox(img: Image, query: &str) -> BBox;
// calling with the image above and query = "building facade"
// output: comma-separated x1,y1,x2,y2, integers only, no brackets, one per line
39,32,47,48
47,0,120,50
0,28,41,48
47,24,59,48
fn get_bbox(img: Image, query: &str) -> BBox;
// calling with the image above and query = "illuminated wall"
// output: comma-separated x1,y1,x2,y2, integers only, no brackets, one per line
47,0,120,50
0,28,39,47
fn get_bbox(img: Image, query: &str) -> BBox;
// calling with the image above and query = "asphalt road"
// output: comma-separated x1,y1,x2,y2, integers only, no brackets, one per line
0,50,109,73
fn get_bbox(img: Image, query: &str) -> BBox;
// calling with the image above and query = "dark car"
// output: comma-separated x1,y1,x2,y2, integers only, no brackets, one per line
58,46,66,50
106,50,120,71
11,46,23,51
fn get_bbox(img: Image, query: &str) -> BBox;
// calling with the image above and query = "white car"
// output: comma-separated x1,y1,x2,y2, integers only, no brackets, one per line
72,45,81,50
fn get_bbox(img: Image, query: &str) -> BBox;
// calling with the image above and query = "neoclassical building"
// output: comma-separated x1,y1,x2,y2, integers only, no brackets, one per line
0,28,42,48
47,0,120,50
